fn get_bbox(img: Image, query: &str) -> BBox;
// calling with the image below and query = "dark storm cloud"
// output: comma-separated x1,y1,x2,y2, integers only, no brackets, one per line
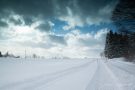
36,22,52,32
0,0,118,44
49,35,67,45
54,0,118,25
9,17,22,25
0,21,8,27
111,0,135,33
0,0,118,25
55,0,117,16
0,0,55,26
0,0,54,17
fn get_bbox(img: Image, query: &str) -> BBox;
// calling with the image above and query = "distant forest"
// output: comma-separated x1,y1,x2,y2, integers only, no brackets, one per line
104,0,135,60
104,31,135,60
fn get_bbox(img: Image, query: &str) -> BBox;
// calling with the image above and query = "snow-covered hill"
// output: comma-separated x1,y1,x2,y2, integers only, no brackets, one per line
0,58,135,90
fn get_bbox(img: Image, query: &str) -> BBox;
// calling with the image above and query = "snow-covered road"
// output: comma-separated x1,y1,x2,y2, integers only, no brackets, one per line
0,58,135,90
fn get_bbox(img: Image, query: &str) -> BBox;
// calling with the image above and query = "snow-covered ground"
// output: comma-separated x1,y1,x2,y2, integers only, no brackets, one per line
0,58,135,90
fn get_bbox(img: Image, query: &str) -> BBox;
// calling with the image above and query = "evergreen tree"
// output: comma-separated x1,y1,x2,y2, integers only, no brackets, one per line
0,51,2,57
129,33,135,59
104,31,130,59
105,0,135,60
4,52,9,57
104,30,114,58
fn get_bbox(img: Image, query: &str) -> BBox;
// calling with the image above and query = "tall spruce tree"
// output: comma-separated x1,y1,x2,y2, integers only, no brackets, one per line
104,30,114,58
0,51,2,57
104,31,130,59
129,33,135,58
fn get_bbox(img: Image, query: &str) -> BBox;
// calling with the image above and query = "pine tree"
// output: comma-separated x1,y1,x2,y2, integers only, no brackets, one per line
129,33,135,59
0,51,2,57
104,30,114,58
104,31,130,59
106,0,135,60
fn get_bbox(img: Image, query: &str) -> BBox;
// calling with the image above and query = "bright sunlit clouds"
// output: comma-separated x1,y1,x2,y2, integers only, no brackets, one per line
0,13,110,58
0,0,118,58
14,26,32,34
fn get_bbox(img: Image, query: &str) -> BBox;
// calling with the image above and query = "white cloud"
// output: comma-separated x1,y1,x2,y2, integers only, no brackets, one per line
0,0,118,58
0,27,108,58
65,29,108,47
0,12,109,58
59,7,84,30
61,29,108,58
57,0,118,31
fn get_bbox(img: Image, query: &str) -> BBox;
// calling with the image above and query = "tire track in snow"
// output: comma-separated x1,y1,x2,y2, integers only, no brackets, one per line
86,59,123,90
102,61,124,90
109,60,135,75
85,59,100,90
0,60,96,90
107,61,135,90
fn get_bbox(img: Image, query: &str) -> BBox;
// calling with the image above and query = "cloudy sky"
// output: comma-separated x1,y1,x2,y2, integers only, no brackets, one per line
0,0,118,58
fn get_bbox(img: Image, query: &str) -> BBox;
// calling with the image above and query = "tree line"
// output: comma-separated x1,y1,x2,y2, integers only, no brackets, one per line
104,31,135,61
0,51,20,58
104,0,135,61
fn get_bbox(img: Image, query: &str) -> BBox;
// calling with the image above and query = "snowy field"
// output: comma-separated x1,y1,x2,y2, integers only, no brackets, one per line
0,58,135,90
